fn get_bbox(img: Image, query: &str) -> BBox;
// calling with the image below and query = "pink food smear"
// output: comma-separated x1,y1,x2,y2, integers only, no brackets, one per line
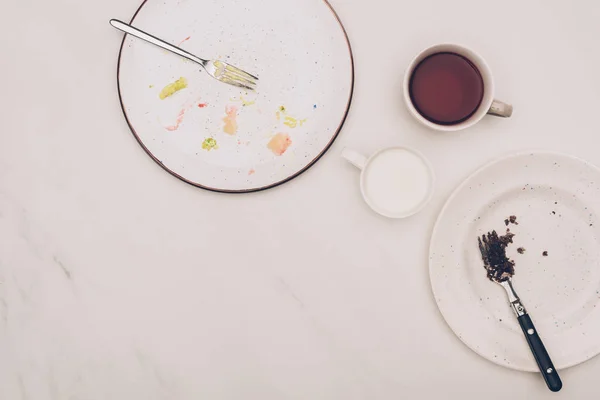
267,133,292,156
222,105,238,135
164,98,206,131
165,108,187,131
248,168,256,176
177,36,191,46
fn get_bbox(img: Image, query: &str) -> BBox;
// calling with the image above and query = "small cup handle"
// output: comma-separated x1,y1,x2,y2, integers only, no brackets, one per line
342,148,368,170
488,100,513,118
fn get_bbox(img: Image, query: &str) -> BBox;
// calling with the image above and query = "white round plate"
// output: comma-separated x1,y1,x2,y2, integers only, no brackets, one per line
430,152,600,371
117,0,353,192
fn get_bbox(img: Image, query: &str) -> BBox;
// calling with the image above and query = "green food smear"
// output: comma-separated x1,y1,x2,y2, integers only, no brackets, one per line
202,137,218,151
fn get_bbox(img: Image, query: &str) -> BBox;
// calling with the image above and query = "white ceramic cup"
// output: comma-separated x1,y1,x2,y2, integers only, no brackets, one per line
342,146,435,218
403,44,513,132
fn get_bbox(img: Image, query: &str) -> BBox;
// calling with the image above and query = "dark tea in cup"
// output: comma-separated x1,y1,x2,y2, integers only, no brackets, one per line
409,52,484,125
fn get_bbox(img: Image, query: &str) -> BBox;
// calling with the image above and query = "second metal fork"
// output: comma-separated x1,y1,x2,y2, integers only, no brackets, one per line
110,19,258,91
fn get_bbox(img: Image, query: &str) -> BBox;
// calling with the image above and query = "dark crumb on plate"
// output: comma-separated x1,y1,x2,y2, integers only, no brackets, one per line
504,219,509,226
552,211,556,215
517,247,526,254
509,215,518,225
543,251,549,257
478,230,516,282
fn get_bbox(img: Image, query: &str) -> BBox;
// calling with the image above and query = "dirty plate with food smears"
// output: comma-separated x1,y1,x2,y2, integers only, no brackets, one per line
117,0,353,192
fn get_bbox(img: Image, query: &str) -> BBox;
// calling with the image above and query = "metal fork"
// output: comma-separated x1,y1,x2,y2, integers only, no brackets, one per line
109,19,258,91
478,233,562,392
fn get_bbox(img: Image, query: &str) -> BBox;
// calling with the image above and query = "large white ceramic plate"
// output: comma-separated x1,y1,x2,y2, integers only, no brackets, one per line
117,0,353,192
430,152,600,371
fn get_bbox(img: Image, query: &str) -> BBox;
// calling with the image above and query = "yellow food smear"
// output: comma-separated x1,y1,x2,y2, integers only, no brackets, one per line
240,95,256,107
284,116,307,129
276,106,306,128
283,116,298,128
159,77,188,100
229,95,256,107
202,138,219,151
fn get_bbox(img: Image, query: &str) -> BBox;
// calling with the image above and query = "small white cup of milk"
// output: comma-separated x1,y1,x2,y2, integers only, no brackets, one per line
342,146,435,218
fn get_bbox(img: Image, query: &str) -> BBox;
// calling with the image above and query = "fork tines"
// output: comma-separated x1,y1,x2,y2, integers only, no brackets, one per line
212,60,258,91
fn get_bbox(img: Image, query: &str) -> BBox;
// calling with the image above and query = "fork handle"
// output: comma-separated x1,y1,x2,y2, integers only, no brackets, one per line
109,19,206,66
518,314,562,392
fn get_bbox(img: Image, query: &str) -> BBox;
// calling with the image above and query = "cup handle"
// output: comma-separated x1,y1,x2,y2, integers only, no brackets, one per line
487,100,513,118
342,148,367,170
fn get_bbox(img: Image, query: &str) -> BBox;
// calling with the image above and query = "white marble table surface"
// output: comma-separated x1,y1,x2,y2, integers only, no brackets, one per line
2,0,600,398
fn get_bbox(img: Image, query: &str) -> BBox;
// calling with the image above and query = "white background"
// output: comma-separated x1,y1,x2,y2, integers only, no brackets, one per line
1,0,599,398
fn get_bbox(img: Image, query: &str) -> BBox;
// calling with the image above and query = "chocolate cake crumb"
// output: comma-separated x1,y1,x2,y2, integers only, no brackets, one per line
504,219,509,226
509,215,518,225
543,251,548,257
517,247,526,254
552,211,556,215
478,230,516,283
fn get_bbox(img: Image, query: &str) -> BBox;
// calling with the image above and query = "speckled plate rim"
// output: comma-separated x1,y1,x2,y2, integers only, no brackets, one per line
429,150,600,372
115,0,355,194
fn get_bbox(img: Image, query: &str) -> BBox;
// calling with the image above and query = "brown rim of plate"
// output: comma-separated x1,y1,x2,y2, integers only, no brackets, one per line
115,0,355,194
